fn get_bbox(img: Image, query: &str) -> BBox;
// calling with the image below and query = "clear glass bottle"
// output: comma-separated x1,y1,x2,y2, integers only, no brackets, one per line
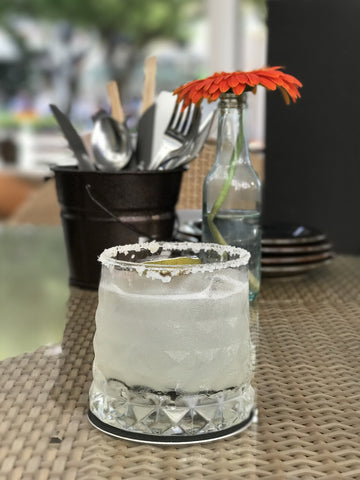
202,92,262,301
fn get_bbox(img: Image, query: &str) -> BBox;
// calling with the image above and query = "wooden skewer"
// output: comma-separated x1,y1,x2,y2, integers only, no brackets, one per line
106,81,125,123
81,132,95,164
140,56,157,115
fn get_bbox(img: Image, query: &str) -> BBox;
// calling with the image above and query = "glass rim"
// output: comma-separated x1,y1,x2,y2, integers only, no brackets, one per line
99,241,250,274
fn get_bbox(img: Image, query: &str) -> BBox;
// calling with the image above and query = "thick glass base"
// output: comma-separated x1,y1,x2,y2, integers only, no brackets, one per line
88,408,256,444
89,379,255,441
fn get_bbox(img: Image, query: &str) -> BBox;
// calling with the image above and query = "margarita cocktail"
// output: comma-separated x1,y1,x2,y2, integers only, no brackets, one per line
89,242,255,443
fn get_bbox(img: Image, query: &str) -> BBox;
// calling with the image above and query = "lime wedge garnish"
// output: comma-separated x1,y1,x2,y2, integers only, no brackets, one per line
144,256,201,267
249,271,260,294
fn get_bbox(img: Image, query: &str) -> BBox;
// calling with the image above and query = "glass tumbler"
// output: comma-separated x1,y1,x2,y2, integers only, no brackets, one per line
89,241,255,444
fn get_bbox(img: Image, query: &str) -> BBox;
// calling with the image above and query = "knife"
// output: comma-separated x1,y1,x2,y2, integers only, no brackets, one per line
49,104,94,171
136,56,157,170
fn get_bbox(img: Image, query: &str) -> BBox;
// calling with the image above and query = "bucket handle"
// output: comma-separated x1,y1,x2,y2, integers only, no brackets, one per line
86,183,182,242
85,184,156,240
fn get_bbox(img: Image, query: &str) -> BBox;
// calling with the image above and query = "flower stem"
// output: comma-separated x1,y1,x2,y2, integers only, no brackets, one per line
206,113,260,295
207,119,244,242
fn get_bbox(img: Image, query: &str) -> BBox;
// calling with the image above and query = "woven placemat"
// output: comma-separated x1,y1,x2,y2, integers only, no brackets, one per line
1,256,360,479
177,141,216,211
176,141,265,211
260,254,360,306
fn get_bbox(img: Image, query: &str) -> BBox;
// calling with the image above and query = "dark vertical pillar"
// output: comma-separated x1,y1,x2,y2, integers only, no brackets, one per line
263,0,360,253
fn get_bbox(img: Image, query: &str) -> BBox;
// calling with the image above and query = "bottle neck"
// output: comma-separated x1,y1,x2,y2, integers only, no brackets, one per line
216,92,250,166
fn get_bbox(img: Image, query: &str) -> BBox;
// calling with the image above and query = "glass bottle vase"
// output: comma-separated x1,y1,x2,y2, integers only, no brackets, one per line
202,92,262,301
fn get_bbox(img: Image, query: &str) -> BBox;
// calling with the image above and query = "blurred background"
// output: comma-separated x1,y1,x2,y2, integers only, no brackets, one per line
0,0,267,359
1,0,359,359
0,0,266,206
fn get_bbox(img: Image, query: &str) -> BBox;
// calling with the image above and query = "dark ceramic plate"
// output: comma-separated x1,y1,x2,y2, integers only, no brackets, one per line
262,224,327,245
261,250,333,265
262,241,333,255
261,256,333,276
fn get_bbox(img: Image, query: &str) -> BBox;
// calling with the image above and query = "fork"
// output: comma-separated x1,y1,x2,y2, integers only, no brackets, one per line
159,109,215,170
149,102,201,170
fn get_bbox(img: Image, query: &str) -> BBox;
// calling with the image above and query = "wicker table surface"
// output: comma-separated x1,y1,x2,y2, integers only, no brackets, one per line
1,255,360,480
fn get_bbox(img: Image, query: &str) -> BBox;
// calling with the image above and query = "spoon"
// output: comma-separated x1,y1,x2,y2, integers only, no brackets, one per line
91,82,132,172
92,114,132,172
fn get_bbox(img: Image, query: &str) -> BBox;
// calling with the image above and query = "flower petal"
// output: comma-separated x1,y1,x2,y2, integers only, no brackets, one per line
278,86,291,105
246,73,259,86
189,89,203,104
202,78,215,92
210,91,222,101
209,82,220,94
173,66,301,107
257,76,278,90
232,83,246,95
228,72,246,88
214,72,228,84
219,79,230,92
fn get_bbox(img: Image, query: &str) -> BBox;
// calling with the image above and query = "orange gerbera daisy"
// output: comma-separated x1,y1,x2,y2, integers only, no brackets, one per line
173,66,302,108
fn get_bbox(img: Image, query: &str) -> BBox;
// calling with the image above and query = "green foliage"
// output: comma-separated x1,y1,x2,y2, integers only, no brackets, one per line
0,112,56,130
0,0,202,46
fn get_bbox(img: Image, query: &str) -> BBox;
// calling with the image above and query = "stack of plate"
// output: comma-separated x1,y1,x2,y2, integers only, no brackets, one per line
261,224,334,276
176,220,334,277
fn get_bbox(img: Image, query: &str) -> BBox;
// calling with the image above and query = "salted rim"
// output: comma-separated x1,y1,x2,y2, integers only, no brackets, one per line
98,241,250,277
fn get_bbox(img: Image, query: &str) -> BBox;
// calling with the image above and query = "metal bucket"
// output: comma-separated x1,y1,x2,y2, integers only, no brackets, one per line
52,166,184,289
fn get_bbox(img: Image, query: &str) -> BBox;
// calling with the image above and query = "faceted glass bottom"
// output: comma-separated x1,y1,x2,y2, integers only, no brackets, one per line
89,378,255,437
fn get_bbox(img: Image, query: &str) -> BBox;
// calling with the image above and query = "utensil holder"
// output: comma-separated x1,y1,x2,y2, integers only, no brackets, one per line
52,166,184,289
